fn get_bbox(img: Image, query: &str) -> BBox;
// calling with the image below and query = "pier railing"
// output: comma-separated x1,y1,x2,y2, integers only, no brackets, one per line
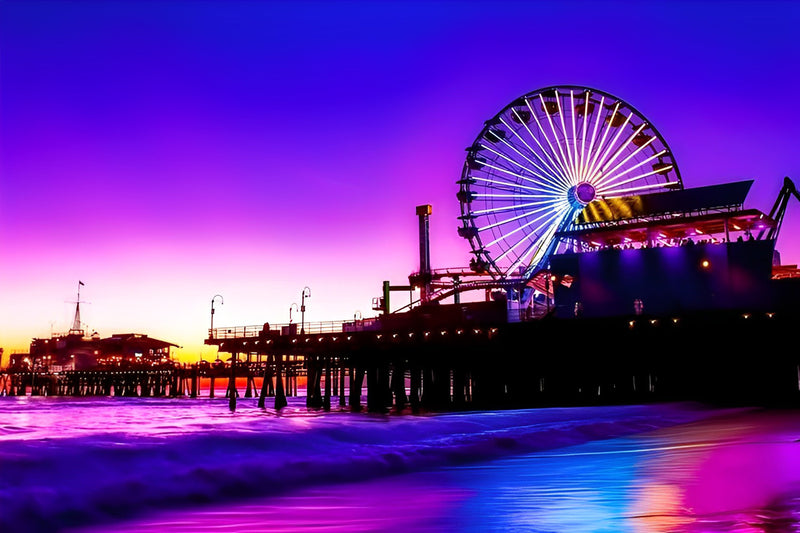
210,318,381,340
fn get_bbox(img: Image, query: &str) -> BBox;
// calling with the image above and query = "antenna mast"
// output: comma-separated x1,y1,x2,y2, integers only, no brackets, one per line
69,280,86,336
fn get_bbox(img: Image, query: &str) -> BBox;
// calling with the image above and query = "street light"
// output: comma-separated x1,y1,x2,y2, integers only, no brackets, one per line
210,294,223,338
300,286,311,334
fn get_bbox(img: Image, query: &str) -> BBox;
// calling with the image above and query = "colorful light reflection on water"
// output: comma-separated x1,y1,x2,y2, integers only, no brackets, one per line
58,406,800,533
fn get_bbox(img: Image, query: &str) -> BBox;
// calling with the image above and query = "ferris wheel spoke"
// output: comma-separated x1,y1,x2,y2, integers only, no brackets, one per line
596,135,657,187
471,180,541,196
471,176,562,196
473,196,563,219
475,193,556,201
578,93,589,177
500,115,571,189
518,227,559,273
493,215,551,265
570,90,584,181
598,149,666,190
595,123,647,177
540,93,577,183
479,141,565,191
525,100,574,187
587,111,634,180
581,95,606,181
514,115,569,187
584,101,621,182
476,200,565,231
596,172,678,196
476,161,566,194
484,210,554,248
585,111,633,184
557,91,579,182
501,207,570,274
551,92,576,182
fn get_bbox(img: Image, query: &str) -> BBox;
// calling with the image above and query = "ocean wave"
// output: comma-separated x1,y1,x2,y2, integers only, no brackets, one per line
0,402,728,533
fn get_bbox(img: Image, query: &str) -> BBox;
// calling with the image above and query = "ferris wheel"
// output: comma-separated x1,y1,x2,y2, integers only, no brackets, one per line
457,85,683,282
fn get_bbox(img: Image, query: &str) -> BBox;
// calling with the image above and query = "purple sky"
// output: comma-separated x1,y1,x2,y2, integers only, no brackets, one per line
2,1,799,361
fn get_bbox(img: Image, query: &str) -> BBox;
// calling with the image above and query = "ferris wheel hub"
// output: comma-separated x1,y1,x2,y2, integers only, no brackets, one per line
569,182,596,206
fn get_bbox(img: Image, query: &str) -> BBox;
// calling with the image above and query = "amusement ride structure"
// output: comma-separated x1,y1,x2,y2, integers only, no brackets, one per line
397,85,684,312
398,85,799,320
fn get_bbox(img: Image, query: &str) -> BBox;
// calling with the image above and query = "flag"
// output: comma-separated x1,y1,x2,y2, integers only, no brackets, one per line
79,281,84,286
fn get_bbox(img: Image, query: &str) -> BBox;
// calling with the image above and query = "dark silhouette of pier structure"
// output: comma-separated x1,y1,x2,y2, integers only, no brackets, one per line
4,181,800,411
196,179,800,412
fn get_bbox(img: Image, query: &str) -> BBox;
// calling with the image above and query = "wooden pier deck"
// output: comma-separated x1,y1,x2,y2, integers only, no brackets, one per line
4,306,800,412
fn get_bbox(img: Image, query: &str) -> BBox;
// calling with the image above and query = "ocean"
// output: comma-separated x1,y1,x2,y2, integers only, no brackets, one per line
2,395,799,532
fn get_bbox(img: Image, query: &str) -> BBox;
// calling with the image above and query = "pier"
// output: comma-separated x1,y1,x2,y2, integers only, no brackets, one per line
5,87,800,414
5,305,799,412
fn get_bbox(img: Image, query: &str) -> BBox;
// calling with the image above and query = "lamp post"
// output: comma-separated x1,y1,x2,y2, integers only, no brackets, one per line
210,294,223,338
300,286,311,334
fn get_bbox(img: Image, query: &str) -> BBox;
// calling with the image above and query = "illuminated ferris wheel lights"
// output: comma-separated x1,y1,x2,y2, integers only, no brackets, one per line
540,94,577,182
585,112,634,182
599,149,668,189
525,100,570,178
472,163,550,189
474,200,557,220
597,130,657,181
470,177,552,196
477,143,561,186
582,95,606,180
458,86,683,282
498,119,571,188
475,193,556,200
584,102,622,179
486,216,548,249
504,219,563,273
478,209,561,241
578,99,591,173
597,179,679,197
564,91,581,179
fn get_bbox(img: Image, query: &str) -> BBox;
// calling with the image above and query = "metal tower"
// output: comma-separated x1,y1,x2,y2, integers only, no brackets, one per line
69,281,85,336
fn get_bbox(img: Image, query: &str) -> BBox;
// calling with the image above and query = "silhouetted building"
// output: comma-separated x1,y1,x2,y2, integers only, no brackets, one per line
26,331,178,371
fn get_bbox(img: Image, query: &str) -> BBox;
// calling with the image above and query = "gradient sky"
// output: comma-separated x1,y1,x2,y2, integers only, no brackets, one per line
2,0,800,361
